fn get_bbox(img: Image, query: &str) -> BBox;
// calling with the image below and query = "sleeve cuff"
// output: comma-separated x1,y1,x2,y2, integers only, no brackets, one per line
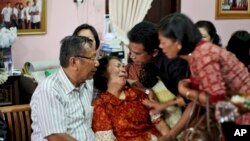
95,130,116,141
210,94,225,104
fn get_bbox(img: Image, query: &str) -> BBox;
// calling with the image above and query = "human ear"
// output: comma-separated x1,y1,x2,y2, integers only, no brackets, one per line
152,49,159,57
178,45,181,50
176,41,182,50
69,57,78,70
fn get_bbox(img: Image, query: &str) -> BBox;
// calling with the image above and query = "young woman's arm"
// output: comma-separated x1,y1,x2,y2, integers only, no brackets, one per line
178,79,207,106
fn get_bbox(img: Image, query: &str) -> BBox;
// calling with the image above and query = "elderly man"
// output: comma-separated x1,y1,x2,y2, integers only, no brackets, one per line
30,36,99,141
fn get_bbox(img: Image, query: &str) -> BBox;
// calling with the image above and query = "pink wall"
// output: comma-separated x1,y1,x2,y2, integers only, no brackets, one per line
181,0,250,47
12,0,105,69
12,0,250,69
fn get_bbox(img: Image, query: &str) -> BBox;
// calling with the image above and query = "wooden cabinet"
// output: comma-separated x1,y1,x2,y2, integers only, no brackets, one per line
0,75,21,106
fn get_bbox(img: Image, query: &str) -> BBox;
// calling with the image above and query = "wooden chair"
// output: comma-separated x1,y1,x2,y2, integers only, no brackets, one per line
0,104,31,141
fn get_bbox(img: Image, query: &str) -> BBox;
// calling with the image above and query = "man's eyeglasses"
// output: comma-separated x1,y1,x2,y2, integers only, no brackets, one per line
75,55,99,62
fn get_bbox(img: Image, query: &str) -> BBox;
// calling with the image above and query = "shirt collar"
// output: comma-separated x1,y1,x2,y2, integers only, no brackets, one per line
99,87,138,105
58,67,86,94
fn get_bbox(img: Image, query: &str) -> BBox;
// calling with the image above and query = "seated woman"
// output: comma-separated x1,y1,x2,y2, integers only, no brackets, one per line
226,30,250,72
92,56,169,141
195,20,222,46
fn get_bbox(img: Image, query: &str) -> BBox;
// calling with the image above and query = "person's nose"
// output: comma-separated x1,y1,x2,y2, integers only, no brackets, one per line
159,44,163,49
94,60,99,67
130,53,135,59
120,68,127,76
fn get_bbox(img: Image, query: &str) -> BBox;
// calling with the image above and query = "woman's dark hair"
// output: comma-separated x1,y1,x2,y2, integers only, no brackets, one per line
72,24,100,49
94,56,120,92
158,13,202,55
127,21,161,55
227,30,250,70
195,20,222,46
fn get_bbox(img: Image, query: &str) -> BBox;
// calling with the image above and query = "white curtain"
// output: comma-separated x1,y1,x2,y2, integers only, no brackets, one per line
109,0,153,44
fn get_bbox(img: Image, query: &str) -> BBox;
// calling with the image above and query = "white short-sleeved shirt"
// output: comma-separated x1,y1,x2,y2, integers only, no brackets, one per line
1,7,12,22
12,8,18,18
29,5,40,23
30,68,95,141
24,7,31,20
20,9,25,20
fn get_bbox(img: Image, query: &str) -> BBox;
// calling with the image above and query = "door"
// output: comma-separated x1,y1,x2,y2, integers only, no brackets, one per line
144,0,181,24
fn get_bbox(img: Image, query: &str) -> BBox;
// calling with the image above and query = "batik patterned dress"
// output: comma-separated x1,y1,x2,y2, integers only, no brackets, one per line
190,41,250,103
92,87,160,141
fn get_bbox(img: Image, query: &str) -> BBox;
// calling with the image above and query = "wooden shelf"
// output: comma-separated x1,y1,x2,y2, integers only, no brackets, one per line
0,75,21,106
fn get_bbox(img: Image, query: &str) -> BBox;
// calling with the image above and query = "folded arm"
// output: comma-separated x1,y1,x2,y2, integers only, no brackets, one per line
47,134,77,141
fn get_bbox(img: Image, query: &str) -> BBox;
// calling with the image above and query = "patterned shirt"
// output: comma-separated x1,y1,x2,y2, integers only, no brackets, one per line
190,42,250,103
30,68,95,141
92,87,160,141
126,63,142,80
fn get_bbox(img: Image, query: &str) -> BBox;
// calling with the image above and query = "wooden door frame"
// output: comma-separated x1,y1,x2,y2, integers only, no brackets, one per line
105,0,181,14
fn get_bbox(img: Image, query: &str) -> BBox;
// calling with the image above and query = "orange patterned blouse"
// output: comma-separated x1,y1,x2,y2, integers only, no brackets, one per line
92,87,160,141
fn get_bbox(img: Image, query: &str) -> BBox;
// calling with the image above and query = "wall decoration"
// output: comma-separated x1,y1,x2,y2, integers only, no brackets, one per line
0,0,47,35
216,0,250,19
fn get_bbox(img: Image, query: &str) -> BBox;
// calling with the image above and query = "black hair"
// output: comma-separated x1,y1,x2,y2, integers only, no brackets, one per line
139,63,159,88
158,13,202,55
127,21,161,55
93,56,120,92
227,30,250,70
72,24,100,49
195,20,222,46
59,35,93,67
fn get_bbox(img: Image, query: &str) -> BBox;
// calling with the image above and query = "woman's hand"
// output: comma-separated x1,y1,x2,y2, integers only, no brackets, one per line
146,89,157,101
175,96,186,107
142,99,167,114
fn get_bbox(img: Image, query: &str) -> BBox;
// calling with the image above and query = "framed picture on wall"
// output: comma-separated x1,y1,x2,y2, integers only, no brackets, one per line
216,0,250,19
0,0,47,35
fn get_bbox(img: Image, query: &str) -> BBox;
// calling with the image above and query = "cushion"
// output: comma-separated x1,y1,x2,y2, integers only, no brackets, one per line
45,68,59,77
